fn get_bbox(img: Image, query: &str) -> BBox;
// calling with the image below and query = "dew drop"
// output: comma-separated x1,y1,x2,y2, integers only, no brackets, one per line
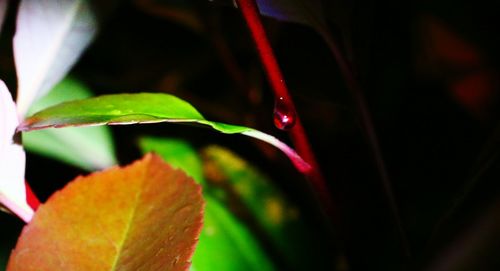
273,96,296,130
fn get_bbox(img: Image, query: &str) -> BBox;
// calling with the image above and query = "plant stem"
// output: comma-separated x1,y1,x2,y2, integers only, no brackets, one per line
234,0,334,215
25,181,40,210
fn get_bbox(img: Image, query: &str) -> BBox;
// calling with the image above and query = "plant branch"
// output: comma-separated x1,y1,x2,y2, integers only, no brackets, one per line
234,0,334,216
25,181,40,210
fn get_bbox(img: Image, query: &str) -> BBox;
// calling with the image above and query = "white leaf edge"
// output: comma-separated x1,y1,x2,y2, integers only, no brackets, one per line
0,80,34,223
242,129,311,173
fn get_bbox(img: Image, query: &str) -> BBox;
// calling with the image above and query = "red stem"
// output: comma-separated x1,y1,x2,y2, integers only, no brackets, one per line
25,181,40,210
235,0,333,214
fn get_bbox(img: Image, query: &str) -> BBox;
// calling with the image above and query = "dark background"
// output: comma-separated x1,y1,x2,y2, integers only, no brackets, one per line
2,0,500,270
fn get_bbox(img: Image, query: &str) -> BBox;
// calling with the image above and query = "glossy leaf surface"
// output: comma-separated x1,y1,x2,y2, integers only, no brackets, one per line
23,78,116,170
8,154,204,271
20,93,310,173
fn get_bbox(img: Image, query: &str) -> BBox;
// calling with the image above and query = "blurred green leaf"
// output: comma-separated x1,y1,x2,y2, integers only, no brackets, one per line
139,137,205,185
23,78,117,171
20,93,309,173
138,138,275,270
194,196,275,271
26,78,92,115
202,145,329,270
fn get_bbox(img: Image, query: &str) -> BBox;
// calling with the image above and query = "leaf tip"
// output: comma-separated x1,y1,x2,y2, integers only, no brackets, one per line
241,130,312,173
16,119,35,132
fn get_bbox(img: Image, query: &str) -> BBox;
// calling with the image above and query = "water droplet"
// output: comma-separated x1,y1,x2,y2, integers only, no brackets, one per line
273,96,296,130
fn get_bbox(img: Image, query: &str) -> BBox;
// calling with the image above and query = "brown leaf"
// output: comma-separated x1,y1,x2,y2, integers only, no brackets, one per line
8,154,204,271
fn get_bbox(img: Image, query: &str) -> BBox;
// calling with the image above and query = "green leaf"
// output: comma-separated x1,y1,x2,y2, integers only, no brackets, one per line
23,78,117,171
20,93,310,173
138,137,205,185
202,145,329,269
26,77,93,115
193,196,275,271
138,138,276,270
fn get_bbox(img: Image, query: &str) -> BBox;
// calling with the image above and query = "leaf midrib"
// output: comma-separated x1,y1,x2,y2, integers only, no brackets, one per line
109,167,146,270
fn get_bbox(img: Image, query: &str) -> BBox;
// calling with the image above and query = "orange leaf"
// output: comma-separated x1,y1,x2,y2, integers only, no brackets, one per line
7,154,204,271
